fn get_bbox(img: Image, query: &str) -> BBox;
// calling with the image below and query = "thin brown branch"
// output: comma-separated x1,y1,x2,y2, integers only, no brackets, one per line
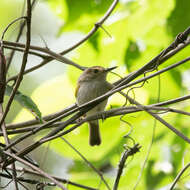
4,45,46,59
3,27,190,168
0,17,26,41
4,0,119,83
59,0,119,55
123,56,190,90
6,167,98,190
6,50,84,83
3,94,190,167
0,104,19,189
169,162,190,190
5,54,190,130
6,0,37,72
0,46,6,103
61,137,111,190
11,164,19,190
0,44,19,189
125,95,190,144
0,142,38,167
0,0,32,127
0,172,55,187
113,144,141,190
3,151,67,190
6,104,76,129
2,104,190,136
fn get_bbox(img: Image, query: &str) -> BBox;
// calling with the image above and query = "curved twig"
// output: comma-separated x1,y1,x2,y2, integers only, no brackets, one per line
169,162,190,190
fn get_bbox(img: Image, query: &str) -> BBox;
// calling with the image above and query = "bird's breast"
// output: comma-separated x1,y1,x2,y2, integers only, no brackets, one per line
76,81,108,105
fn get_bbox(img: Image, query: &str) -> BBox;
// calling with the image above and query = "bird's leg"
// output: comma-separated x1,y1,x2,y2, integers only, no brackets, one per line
76,114,86,123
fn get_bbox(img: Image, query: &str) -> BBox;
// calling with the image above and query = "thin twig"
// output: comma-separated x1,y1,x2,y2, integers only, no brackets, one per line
59,0,119,55
5,167,97,190
61,137,111,190
0,17,26,41
3,151,67,190
113,144,141,190
1,38,19,190
5,55,190,130
0,0,32,127
6,0,37,72
133,73,161,190
169,162,190,190
4,0,119,82
2,105,190,136
5,46,84,83
123,56,190,90
6,104,76,129
126,95,190,144
4,93,190,167
4,45,46,59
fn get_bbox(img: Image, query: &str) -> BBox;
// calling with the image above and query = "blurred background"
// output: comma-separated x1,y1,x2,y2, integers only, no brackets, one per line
1,0,190,189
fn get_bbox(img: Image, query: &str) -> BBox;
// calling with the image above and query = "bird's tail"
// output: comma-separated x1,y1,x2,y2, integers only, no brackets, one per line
88,121,101,146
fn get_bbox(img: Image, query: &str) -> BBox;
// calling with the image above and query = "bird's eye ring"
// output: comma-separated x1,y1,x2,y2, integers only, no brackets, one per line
94,69,99,73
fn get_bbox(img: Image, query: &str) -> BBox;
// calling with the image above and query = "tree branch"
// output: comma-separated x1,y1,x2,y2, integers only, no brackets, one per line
0,0,32,126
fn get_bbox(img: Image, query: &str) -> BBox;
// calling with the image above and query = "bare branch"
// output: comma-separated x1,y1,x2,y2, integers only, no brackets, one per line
6,167,97,190
59,0,119,55
6,0,37,72
0,0,32,127
61,137,111,190
4,0,119,82
113,144,141,190
169,162,190,190
3,151,67,190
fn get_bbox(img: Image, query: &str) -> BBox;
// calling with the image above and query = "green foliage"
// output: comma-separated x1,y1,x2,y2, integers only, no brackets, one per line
1,0,190,189
45,0,190,189
167,0,190,37
124,40,141,72
5,85,43,123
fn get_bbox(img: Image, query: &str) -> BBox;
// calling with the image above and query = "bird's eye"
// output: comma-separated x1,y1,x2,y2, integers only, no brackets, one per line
94,69,99,73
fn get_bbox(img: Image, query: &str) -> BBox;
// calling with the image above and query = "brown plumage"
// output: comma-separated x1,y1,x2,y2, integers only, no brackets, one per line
75,66,116,146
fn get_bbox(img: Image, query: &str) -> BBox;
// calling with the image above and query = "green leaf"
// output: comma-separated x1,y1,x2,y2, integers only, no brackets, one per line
167,0,190,37
88,31,100,52
124,40,141,72
64,0,112,23
5,85,43,123
169,69,182,88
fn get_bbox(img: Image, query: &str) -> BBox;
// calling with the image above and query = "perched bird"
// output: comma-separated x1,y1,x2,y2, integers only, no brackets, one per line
75,66,116,146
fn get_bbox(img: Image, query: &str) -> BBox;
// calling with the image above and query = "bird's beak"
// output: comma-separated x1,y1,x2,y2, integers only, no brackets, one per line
105,66,117,72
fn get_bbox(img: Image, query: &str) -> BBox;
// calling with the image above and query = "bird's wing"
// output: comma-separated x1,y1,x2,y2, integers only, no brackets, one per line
75,83,80,98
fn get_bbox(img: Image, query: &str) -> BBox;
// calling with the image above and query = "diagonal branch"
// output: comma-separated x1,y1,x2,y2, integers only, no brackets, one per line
6,0,37,72
5,54,190,131
3,151,67,190
0,0,32,127
169,162,190,190
6,167,97,190
61,137,111,190
4,0,119,83
125,95,190,144
113,144,141,190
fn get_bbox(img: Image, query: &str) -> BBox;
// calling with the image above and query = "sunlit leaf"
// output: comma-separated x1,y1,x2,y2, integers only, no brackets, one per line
5,85,43,123
124,40,141,72
167,0,190,37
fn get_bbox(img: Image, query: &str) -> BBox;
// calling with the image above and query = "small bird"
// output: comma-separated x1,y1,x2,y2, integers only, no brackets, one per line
75,66,117,146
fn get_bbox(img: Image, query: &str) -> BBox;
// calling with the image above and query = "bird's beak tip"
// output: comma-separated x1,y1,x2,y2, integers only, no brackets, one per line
106,66,117,72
